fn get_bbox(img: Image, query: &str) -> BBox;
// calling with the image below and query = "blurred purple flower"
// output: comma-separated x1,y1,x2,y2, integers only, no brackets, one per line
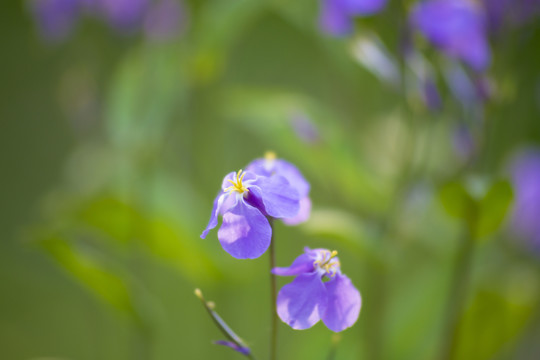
247,152,311,225
452,124,475,162
29,0,82,41
144,0,186,41
214,340,250,356
201,169,300,259
483,0,540,32
422,78,443,111
290,112,321,145
509,149,540,250
272,247,361,332
29,0,188,41
96,0,149,32
320,0,388,36
411,0,491,72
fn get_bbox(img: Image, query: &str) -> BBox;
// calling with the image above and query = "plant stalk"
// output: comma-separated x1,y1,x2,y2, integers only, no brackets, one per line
441,225,476,360
269,219,277,360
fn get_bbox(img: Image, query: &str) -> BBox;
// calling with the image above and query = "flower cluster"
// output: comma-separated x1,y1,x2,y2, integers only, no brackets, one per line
28,0,186,42
411,0,490,72
201,153,311,259
273,247,361,332
201,153,361,335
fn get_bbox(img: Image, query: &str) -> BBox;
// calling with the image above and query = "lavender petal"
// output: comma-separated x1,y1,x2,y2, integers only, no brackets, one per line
217,199,271,259
276,273,327,330
250,175,300,219
321,274,362,332
272,253,314,276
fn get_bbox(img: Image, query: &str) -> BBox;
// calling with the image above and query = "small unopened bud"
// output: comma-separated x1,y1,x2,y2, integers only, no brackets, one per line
194,288,203,299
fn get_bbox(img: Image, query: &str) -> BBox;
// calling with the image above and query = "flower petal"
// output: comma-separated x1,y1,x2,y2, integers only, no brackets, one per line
276,273,327,330
200,192,227,239
217,199,271,259
321,274,361,332
319,0,354,37
274,160,310,197
282,196,311,225
340,0,388,16
272,253,314,276
250,176,300,219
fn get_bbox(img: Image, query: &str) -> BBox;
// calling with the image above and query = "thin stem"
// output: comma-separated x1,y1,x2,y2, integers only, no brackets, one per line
195,289,257,360
269,219,277,360
440,225,476,360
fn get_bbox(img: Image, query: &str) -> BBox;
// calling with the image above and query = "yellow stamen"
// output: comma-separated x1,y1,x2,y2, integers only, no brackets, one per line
265,151,277,161
224,169,249,194
314,250,340,276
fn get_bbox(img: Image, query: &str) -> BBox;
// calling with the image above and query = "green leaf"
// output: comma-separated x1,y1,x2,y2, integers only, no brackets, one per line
301,208,383,267
438,181,476,220
474,180,513,239
106,45,187,152
39,235,138,318
191,0,266,83
76,195,222,283
453,287,536,360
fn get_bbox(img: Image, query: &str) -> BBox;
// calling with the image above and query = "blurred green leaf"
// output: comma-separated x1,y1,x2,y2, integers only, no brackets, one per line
77,196,144,246
75,195,222,284
474,180,513,240
107,45,186,152
39,235,138,319
141,219,223,284
453,288,536,360
192,0,266,83
438,181,476,220
301,208,383,267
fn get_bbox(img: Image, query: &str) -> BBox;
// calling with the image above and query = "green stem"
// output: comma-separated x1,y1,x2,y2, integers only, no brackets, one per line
269,219,277,360
440,226,475,360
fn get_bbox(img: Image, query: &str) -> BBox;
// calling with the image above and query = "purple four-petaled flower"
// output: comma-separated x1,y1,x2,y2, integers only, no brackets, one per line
272,247,361,332
411,0,491,72
201,168,300,259
247,152,311,226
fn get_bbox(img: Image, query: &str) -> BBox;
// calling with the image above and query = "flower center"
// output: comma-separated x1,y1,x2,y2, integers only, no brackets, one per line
313,250,340,277
225,169,249,194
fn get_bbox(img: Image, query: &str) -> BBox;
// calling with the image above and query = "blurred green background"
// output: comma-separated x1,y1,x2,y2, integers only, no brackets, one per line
2,0,540,359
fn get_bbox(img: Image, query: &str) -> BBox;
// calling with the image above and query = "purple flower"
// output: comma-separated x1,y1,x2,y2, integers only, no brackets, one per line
290,112,321,145
144,0,187,41
96,0,149,32
247,152,311,225
28,0,82,41
483,0,540,32
411,0,491,72
272,247,361,332
422,77,443,111
509,149,540,250
201,169,300,259
214,340,251,356
319,0,388,36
